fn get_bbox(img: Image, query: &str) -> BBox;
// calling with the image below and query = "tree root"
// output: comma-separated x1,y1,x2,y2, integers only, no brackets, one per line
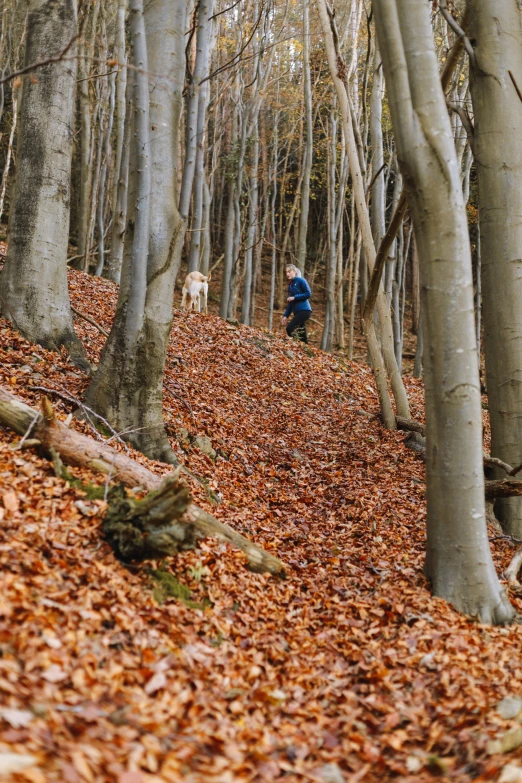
506,548,522,593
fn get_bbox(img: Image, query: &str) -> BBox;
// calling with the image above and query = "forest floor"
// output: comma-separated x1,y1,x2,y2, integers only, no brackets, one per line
1,267,522,783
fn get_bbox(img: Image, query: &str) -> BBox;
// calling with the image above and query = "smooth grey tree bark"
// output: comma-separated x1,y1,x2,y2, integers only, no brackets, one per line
179,0,215,230
85,0,187,462
76,0,101,269
373,0,514,623
105,0,128,283
187,77,211,273
219,85,240,318
297,0,313,271
466,0,522,538
369,44,385,248
0,0,88,371
321,103,338,351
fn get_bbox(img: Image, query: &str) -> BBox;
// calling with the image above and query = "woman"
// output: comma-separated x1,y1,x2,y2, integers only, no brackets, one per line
281,264,312,343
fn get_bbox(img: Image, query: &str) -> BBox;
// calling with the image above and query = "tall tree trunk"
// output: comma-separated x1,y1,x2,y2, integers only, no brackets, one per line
105,0,128,284
241,130,259,325
0,0,87,371
297,0,313,270
374,0,514,623
369,44,385,248
86,0,187,463
321,103,338,352
411,230,420,333
268,107,280,331
76,0,101,269
466,0,522,538
187,77,211,273
220,88,239,318
179,0,215,228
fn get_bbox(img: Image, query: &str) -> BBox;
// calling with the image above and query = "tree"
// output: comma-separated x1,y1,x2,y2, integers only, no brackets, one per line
315,0,410,425
373,0,514,623
297,0,313,272
0,0,88,371
465,0,522,538
85,0,188,462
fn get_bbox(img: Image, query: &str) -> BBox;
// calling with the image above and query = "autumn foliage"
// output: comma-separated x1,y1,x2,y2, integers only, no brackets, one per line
0,270,521,782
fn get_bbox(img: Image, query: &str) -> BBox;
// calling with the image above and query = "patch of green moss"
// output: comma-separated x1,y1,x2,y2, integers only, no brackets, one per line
51,448,106,499
148,568,211,611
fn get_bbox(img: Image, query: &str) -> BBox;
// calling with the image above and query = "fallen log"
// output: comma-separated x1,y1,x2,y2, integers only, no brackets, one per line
0,387,286,577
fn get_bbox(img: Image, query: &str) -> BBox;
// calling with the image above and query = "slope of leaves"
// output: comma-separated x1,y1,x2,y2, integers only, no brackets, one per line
0,270,521,783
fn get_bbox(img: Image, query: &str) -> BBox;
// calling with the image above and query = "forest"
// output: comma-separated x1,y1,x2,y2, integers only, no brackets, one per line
1,0,522,780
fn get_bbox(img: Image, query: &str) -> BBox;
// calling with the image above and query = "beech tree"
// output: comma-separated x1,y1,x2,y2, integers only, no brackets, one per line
85,0,187,462
373,0,514,623
0,0,87,371
465,0,522,538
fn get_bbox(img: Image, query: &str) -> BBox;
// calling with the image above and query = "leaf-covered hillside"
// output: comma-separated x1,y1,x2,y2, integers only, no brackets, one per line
0,270,521,783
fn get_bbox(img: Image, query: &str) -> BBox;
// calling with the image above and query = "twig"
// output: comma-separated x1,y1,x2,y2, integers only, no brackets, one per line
77,69,118,84
439,0,476,66
71,305,109,337
17,410,40,449
165,384,196,422
483,454,522,477
209,253,224,275
510,461,522,477
447,101,474,149
509,70,522,104
0,34,79,85
366,162,386,195
32,385,129,451
489,534,522,544
263,239,300,265
484,454,514,475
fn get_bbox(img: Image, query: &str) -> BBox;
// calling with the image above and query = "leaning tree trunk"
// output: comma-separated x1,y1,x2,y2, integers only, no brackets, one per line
85,0,187,463
467,0,522,538
316,0,410,423
374,0,514,623
0,0,88,372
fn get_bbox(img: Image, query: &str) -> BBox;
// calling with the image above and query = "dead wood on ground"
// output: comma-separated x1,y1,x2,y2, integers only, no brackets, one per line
0,386,286,576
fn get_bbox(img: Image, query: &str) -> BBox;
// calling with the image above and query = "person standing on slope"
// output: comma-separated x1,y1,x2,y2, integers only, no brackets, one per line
281,264,312,343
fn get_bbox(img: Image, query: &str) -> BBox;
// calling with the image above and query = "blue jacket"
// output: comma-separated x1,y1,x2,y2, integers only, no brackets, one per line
283,276,312,318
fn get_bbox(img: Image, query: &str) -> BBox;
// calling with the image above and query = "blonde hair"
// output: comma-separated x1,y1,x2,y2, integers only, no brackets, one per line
286,264,301,277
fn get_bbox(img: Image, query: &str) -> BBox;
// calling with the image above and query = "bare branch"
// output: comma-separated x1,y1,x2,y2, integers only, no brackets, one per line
0,34,79,85
438,0,476,66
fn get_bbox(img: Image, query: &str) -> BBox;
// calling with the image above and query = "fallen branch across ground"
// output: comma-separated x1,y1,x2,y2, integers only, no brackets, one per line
71,305,109,337
0,386,286,577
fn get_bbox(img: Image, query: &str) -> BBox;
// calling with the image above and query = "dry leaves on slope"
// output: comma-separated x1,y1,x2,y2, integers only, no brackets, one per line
0,269,520,782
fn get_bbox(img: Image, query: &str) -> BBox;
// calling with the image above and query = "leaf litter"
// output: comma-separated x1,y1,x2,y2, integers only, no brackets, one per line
0,269,520,781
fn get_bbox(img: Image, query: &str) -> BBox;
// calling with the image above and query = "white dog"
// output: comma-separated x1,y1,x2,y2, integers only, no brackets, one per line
181,271,211,315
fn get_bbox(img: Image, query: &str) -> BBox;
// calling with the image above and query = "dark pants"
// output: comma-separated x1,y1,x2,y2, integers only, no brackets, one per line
287,310,311,343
